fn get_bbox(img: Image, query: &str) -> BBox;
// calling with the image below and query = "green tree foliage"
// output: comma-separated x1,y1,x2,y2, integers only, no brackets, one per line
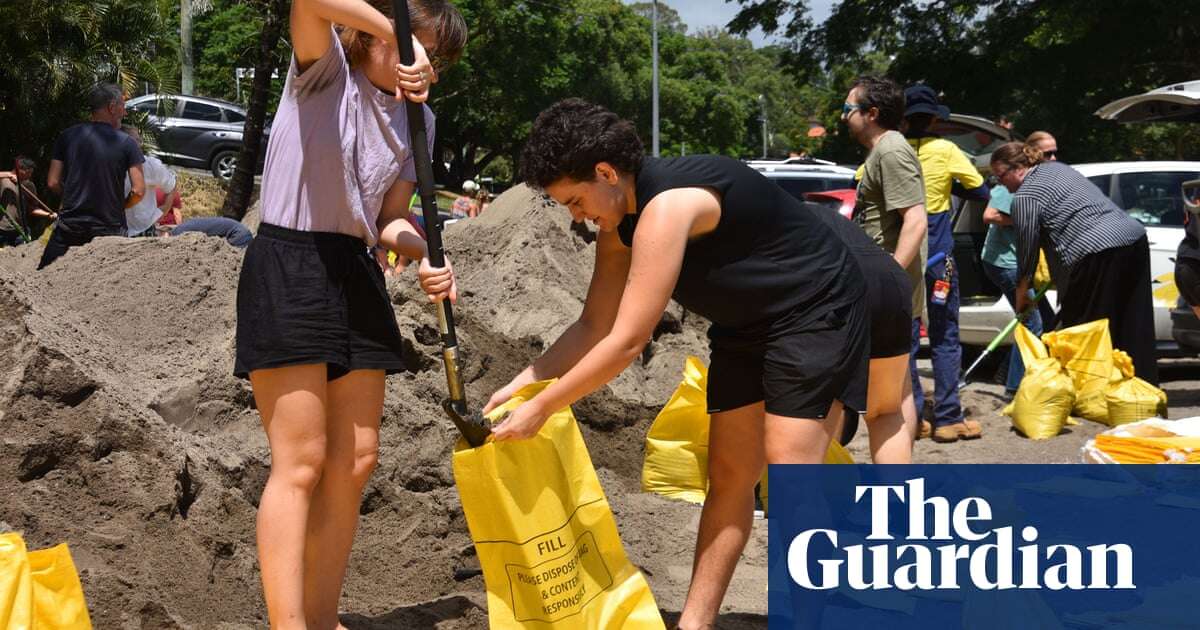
0,0,176,174
627,2,688,35
731,0,1200,162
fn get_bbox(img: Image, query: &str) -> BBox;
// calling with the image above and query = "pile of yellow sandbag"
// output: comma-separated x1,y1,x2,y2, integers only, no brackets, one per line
1007,319,1168,438
1082,416,1200,463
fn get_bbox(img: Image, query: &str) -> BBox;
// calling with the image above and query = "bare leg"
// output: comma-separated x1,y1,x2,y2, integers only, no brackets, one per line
303,370,385,630
677,401,842,629
250,364,329,630
865,355,914,463
901,365,920,440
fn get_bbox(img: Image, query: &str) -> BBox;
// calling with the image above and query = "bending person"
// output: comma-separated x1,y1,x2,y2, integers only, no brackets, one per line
484,99,871,629
991,141,1157,385
232,1,465,628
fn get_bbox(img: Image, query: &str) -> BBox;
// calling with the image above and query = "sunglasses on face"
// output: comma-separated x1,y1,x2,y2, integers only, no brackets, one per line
842,102,865,117
1042,150,1058,159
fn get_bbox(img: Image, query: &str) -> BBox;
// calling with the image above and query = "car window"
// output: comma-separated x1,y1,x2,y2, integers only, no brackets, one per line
1115,171,1200,227
130,98,175,117
181,101,223,122
1086,175,1112,196
224,109,245,123
772,177,856,201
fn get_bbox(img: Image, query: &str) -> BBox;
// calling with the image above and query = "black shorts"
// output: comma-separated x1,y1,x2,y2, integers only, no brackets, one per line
234,223,409,381
706,301,870,418
857,249,913,358
1177,257,1200,308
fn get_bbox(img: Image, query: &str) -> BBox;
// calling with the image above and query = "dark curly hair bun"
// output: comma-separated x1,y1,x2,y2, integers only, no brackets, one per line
520,98,644,189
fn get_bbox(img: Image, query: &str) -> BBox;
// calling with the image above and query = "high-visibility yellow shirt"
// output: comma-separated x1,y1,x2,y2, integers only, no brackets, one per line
906,137,984,214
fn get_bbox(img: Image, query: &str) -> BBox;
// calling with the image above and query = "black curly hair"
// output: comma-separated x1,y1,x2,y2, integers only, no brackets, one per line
850,75,905,131
520,98,644,189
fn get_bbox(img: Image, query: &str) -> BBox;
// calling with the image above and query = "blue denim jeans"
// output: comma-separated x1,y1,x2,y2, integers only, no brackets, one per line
981,262,1043,393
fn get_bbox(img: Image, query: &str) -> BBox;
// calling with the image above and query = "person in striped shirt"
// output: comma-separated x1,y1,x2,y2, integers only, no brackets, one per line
990,142,1157,385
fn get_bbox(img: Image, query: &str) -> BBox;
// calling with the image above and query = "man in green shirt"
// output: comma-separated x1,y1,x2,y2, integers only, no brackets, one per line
844,75,928,446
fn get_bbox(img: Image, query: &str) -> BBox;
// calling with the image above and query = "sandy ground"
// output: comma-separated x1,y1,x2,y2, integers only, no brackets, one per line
1,184,1194,629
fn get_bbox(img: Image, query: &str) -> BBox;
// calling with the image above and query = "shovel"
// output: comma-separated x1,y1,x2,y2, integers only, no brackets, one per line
957,283,1051,390
390,0,490,447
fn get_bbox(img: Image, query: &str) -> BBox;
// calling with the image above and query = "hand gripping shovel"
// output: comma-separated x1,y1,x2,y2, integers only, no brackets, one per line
391,0,490,447
957,283,1051,390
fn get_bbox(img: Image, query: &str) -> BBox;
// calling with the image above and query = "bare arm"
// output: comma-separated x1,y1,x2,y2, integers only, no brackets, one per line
376,179,428,261
893,202,927,269
492,189,713,440
46,160,63,196
983,206,1013,226
125,164,145,209
483,229,632,413
291,0,394,70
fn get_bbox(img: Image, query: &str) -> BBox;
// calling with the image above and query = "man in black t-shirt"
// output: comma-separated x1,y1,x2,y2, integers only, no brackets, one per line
39,83,145,269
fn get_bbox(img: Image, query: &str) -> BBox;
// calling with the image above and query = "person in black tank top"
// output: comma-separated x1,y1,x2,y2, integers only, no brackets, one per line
481,99,872,628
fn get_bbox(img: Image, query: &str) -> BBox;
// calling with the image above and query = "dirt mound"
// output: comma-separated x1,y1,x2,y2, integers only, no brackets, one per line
0,188,767,628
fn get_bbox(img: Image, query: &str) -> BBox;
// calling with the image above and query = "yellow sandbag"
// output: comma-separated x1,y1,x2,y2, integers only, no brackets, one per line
1105,350,1168,426
1,533,32,630
641,357,854,511
453,381,665,629
1004,324,1074,439
1042,319,1113,424
27,544,91,629
1034,249,1052,290
0,533,91,630
641,356,709,504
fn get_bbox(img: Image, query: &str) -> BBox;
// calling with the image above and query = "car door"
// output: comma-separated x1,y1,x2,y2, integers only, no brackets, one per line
170,100,229,166
129,97,180,158
1111,169,1200,340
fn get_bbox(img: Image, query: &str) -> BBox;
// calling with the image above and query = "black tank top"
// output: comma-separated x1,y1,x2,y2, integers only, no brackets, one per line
618,156,864,334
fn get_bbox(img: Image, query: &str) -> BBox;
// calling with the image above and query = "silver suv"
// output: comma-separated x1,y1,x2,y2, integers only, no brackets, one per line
126,94,268,181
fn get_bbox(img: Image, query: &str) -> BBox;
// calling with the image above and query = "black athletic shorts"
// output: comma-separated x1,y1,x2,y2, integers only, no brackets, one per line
234,223,409,381
706,300,870,419
1177,257,1200,308
858,249,913,358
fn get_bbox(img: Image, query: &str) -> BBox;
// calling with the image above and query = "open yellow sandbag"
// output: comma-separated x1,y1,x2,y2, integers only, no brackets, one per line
1042,319,1113,424
641,357,853,509
0,532,92,630
453,381,665,629
1105,350,1167,426
1034,249,1053,291
1004,324,1074,439
1082,417,1200,463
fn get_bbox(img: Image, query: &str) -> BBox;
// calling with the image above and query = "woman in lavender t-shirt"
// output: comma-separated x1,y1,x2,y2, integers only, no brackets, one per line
232,0,465,625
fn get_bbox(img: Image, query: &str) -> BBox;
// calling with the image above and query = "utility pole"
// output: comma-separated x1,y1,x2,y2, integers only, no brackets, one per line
651,0,660,157
181,0,194,94
758,94,768,159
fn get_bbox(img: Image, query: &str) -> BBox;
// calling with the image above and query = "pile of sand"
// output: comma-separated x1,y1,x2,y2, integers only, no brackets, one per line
0,187,769,628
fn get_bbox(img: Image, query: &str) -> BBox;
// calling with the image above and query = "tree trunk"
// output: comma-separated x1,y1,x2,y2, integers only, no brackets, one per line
180,0,194,95
221,0,287,220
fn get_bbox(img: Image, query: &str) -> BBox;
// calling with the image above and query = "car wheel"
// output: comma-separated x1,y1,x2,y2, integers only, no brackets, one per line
211,149,239,181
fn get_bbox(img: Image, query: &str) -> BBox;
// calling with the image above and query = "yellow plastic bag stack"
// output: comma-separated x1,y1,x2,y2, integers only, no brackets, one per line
1083,417,1200,463
641,357,854,511
0,532,92,629
1003,324,1075,439
452,381,665,629
1041,319,1114,424
1105,350,1168,426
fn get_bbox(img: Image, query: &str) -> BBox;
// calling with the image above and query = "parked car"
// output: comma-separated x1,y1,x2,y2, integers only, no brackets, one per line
745,157,857,198
1094,80,1200,354
126,93,269,181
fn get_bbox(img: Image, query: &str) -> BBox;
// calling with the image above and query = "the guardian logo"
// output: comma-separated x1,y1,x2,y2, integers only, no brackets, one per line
787,478,1135,591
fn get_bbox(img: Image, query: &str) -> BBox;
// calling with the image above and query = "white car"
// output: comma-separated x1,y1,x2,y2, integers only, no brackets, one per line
956,161,1200,352
745,158,857,198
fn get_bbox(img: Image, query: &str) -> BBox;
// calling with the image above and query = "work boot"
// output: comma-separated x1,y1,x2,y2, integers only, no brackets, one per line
918,420,932,440
932,419,983,443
